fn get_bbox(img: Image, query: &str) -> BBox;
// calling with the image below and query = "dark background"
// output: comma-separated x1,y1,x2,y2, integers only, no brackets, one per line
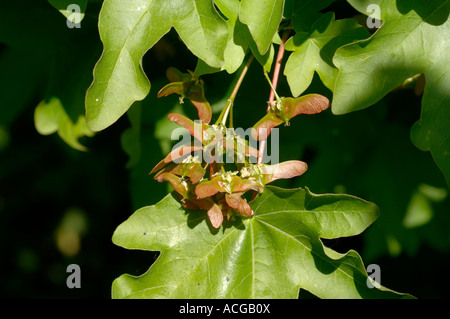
1,0,449,299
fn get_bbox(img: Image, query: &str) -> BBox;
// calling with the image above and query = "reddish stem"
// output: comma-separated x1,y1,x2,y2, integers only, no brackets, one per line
257,31,291,165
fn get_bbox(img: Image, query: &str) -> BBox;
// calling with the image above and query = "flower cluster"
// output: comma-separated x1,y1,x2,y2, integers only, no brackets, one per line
150,68,329,228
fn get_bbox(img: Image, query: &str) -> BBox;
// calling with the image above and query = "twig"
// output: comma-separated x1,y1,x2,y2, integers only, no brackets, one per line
215,55,255,127
257,31,291,165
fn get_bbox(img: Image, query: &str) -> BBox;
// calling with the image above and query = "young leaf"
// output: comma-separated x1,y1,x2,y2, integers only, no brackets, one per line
85,0,228,131
34,97,94,152
112,186,412,298
333,0,450,185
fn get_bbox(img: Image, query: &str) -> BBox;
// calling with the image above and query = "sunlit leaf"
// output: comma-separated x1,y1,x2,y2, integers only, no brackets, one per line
284,12,369,96
333,0,450,185
197,0,275,74
112,186,412,298
85,0,228,131
239,0,285,55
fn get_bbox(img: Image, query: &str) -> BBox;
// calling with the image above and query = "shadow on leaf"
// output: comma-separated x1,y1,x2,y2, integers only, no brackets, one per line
180,194,247,235
396,0,450,26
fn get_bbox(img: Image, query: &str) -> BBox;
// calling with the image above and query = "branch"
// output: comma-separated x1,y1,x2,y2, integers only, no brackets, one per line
257,31,291,165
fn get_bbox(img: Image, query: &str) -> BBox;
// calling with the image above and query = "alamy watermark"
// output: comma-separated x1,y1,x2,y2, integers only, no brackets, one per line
66,264,81,288
66,4,82,29
366,264,381,288
366,4,381,29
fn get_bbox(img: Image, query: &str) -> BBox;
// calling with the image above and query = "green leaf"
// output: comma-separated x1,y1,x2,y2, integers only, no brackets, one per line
85,0,228,132
112,186,411,298
410,76,450,187
0,1,101,150
239,0,285,55
284,0,336,32
251,42,275,73
333,0,450,185
284,12,370,96
196,0,274,74
212,0,250,74
34,97,94,152
47,0,87,22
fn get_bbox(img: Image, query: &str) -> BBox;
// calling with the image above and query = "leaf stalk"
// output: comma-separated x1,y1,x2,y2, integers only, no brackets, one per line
215,55,255,127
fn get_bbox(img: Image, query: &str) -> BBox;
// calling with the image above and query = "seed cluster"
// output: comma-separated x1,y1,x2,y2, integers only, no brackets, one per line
151,68,329,228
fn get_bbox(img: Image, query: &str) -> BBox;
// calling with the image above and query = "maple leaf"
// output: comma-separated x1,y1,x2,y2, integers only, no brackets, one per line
85,0,228,131
333,0,450,185
112,186,413,298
